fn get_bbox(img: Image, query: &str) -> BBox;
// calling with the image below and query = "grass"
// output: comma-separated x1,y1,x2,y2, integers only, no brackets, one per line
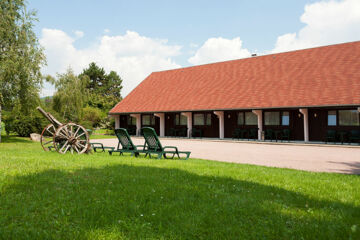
90,134,116,139
90,129,116,139
0,137,359,239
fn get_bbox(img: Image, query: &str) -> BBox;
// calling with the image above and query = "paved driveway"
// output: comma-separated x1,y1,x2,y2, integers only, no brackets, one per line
92,137,360,174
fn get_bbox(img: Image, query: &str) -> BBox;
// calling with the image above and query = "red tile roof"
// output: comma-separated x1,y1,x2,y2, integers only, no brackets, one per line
110,41,360,114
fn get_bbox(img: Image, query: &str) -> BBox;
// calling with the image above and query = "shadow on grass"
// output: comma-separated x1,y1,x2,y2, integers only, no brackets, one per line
0,135,30,143
0,165,359,239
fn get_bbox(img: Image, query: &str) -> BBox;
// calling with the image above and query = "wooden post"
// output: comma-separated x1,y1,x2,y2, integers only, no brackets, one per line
181,112,192,138
299,109,309,142
154,113,165,137
252,110,263,140
130,114,141,136
214,111,224,139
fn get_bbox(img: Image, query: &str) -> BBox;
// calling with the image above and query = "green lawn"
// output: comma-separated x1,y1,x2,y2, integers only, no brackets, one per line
90,134,116,139
0,137,359,239
90,129,116,139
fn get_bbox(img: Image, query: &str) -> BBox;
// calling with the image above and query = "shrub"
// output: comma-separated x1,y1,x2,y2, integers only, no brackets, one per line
82,107,104,128
6,115,43,137
79,120,93,132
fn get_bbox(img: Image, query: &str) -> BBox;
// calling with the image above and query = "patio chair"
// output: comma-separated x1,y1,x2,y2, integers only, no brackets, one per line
91,143,115,153
232,128,242,139
282,129,291,142
142,127,191,160
108,128,145,156
349,130,360,144
248,128,258,140
325,130,336,143
192,128,203,138
265,129,274,141
127,127,136,136
177,127,187,137
169,128,177,137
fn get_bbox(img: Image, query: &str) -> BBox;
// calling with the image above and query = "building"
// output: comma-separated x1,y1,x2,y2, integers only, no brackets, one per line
109,41,360,143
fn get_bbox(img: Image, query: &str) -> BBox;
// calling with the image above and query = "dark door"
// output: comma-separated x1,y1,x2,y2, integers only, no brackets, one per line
154,117,160,135
211,113,219,138
309,109,326,141
224,111,238,138
291,111,304,140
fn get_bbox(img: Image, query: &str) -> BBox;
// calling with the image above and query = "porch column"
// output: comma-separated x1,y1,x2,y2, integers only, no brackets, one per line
154,113,165,137
299,109,309,142
252,110,263,140
181,112,192,138
130,114,141,136
114,115,120,129
358,107,360,113
214,111,224,139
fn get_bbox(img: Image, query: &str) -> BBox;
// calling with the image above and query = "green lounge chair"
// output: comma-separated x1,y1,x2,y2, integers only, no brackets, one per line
91,143,115,153
142,127,191,160
108,128,145,156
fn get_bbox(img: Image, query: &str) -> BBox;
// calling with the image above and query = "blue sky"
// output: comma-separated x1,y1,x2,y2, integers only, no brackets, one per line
28,0,360,96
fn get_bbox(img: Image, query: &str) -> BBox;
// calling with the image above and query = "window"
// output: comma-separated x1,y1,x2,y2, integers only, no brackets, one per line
206,113,211,126
245,112,257,125
127,116,136,126
282,112,290,126
339,110,359,126
180,115,187,125
175,114,187,125
142,115,155,125
194,113,212,126
328,111,337,126
265,112,280,125
194,114,204,125
237,112,244,125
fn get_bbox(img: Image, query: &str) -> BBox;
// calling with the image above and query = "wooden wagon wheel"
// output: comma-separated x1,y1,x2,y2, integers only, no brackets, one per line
40,124,56,151
53,123,90,154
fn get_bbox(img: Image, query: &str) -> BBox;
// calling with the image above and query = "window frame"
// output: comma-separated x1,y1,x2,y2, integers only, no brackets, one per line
142,114,155,125
264,111,280,126
245,112,257,125
338,109,360,126
237,112,244,125
127,116,136,126
281,111,290,126
174,114,187,126
193,113,212,126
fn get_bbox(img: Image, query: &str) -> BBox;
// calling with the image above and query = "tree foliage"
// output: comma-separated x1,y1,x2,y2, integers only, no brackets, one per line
51,68,89,122
80,62,123,111
0,0,45,141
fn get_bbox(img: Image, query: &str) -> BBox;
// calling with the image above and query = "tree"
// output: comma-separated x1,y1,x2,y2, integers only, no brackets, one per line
80,62,107,93
0,0,45,141
51,68,89,122
80,62,123,111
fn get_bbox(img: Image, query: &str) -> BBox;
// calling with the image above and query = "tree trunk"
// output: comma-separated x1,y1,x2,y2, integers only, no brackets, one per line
0,104,2,143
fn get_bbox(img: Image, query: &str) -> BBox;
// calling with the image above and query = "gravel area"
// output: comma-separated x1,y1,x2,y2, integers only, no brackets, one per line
91,137,360,174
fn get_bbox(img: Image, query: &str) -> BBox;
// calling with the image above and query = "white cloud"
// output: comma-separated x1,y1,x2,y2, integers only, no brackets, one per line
40,29,182,97
74,30,84,39
272,0,360,53
188,37,251,65
104,29,110,33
